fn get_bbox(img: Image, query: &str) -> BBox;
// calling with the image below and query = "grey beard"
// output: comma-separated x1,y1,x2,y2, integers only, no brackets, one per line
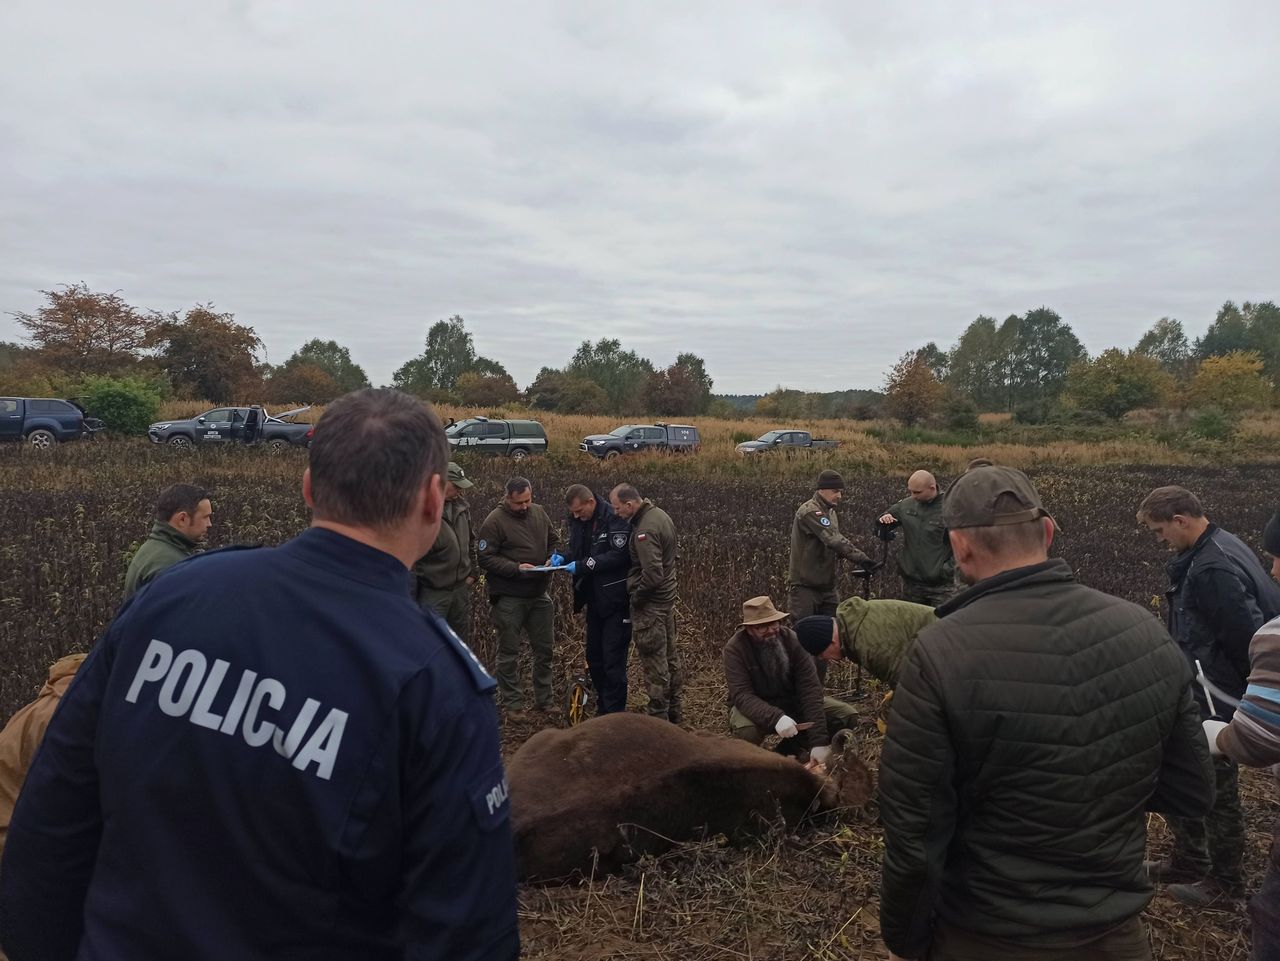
755,634,792,687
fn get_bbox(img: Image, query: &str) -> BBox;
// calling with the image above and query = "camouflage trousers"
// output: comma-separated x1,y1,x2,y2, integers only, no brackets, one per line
901,578,954,609
1165,755,1244,891
787,585,837,683
632,603,682,723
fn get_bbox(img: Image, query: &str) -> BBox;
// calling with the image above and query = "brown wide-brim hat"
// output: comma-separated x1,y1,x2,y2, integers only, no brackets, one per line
741,595,789,626
944,465,1056,530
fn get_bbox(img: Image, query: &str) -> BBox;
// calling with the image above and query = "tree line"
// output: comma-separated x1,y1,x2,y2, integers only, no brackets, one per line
1,284,1276,432
883,302,1280,427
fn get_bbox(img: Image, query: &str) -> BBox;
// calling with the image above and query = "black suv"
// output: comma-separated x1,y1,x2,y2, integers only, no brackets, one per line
579,423,701,459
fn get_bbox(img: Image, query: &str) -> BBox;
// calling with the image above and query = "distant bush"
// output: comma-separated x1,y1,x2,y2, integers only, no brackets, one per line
942,397,979,432
1187,405,1238,441
1013,401,1054,425
79,376,163,435
731,431,754,444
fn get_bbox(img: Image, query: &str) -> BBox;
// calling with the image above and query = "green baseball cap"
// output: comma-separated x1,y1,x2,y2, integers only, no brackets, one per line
943,465,1052,530
447,462,473,489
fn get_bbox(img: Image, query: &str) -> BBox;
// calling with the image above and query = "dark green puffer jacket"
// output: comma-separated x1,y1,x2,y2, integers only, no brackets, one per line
878,559,1215,959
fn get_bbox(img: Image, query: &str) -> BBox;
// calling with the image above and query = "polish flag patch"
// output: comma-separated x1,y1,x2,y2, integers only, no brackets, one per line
636,532,648,541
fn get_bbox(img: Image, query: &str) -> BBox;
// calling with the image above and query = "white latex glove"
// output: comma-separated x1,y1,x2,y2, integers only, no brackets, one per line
1203,718,1227,756
810,745,832,765
775,715,799,739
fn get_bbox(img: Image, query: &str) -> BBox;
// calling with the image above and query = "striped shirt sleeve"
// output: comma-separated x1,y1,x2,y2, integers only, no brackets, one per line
1218,619,1280,768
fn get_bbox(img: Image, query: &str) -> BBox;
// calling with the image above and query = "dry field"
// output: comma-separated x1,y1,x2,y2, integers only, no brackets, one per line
0,437,1276,959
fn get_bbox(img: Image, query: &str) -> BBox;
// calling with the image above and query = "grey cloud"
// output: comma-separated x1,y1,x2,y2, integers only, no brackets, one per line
1,0,1277,394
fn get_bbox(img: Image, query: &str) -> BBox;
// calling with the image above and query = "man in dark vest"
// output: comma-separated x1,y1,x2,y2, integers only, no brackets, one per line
1138,485,1280,907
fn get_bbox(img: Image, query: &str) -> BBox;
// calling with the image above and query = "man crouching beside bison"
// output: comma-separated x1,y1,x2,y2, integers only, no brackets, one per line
723,595,858,765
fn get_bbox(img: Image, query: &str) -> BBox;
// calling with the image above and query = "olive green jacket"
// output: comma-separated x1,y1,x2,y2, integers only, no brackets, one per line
123,522,199,600
477,502,560,599
627,500,678,609
788,494,870,591
414,497,474,593
884,493,954,585
834,595,937,687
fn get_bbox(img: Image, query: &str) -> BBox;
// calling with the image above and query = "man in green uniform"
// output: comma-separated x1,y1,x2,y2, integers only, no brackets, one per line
787,470,872,623
878,469,955,607
477,476,561,717
793,595,938,688
122,484,212,599
610,483,682,724
724,596,857,760
413,461,476,641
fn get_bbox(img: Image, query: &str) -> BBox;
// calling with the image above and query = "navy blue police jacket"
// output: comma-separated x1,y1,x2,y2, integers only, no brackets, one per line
0,527,518,961
566,497,631,617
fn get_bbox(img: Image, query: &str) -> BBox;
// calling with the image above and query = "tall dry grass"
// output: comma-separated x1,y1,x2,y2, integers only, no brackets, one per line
155,399,1280,472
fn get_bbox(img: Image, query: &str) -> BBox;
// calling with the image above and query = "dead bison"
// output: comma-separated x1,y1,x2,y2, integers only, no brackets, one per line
508,712,873,881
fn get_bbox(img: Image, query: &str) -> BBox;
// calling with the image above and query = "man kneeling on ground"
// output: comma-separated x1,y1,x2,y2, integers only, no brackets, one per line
793,594,937,689
723,596,857,766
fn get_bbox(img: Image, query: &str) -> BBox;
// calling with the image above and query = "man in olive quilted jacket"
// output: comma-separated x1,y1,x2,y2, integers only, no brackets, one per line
878,466,1215,961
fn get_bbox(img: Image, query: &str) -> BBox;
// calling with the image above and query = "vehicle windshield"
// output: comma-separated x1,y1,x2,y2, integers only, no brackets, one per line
608,425,637,437
445,419,478,436
757,431,784,442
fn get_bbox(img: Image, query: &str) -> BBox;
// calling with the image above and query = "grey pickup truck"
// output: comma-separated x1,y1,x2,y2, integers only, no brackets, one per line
735,429,841,455
148,405,313,450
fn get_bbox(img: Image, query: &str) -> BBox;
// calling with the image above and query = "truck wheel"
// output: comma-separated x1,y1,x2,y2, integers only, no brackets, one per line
509,447,530,461
604,449,620,461
27,429,56,449
267,438,290,453
167,435,193,449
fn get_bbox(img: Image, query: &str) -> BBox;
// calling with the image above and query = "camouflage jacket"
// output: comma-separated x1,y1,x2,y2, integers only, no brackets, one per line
834,595,937,686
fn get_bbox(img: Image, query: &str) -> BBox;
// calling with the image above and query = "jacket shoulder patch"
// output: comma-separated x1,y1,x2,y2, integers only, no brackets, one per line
478,539,487,551
819,516,831,527
612,532,628,549
636,532,648,541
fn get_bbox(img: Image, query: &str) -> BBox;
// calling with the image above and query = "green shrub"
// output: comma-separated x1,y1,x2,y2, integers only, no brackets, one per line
731,431,754,444
78,376,163,435
1187,405,1238,441
942,398,979,432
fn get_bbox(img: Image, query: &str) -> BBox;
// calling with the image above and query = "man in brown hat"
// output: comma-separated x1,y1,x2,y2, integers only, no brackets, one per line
723,596,858,764
878,466,1214,961
787,469,872,626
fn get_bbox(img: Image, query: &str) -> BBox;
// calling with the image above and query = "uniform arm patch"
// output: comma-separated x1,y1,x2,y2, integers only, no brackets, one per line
470,765,511,832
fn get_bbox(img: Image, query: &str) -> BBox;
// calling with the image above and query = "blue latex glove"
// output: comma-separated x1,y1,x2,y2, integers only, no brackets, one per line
549,552,565,567
560,561,577,574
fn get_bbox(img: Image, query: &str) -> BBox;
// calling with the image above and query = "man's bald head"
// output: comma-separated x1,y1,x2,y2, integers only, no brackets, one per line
908,470,938,503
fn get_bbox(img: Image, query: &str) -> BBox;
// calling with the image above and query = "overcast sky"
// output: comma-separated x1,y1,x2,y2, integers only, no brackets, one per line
1,2,1276,393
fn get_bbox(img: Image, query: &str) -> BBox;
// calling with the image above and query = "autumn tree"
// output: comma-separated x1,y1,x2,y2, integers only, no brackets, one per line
456,371,520,407
284,339,369,394
643,364,703,416
152,305,262,401
1063,349,1172,419
11,284,159,376
265,362,342,404
1186,351,1271,411
884,352,947,426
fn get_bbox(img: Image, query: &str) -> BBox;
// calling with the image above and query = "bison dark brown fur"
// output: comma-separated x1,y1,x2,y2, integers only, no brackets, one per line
508,712,873,881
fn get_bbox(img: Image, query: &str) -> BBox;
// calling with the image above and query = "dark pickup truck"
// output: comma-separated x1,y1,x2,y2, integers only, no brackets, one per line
580,423,701,459
736,429,841,455
148,405,313,450
0,396,102,448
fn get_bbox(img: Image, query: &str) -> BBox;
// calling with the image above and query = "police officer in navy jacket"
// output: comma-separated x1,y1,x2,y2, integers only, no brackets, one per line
0,389,518,961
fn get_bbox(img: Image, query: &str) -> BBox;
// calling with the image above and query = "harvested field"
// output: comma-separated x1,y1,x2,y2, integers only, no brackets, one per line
0,440,1273,959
